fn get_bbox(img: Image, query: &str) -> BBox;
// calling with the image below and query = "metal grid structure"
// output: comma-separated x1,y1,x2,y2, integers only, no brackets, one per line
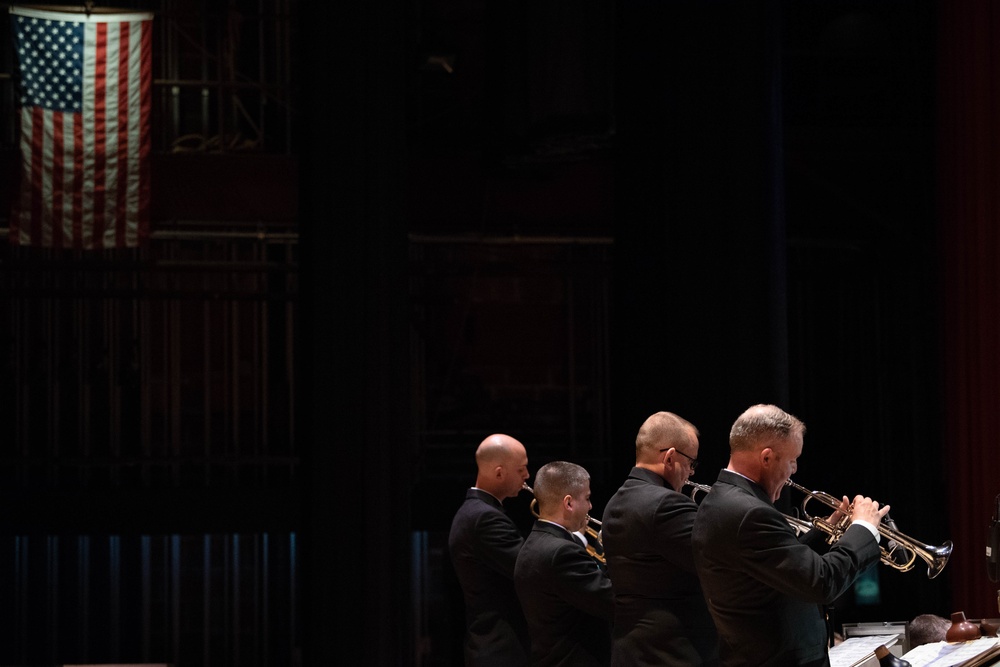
0,231,298,490
0,0,295,155
0,228,299,666
152,0,294,154
0,532,298,666
0,2,299,660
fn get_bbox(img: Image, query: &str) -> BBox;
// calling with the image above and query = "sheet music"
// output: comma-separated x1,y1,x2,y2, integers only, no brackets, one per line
830,635,900,667
901,637,1000,667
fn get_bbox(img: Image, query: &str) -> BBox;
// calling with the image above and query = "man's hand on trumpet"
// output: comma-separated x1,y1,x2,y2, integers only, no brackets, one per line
851,495,891,526
825,495,891,529
824,496,851,528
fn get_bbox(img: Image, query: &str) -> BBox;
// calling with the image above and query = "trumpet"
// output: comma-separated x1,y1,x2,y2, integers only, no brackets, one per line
522,483,605,565
684,481,813,536
684,480,713,501
785,478,953,579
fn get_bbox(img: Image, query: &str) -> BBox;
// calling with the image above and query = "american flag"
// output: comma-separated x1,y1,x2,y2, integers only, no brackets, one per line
9,5,153,249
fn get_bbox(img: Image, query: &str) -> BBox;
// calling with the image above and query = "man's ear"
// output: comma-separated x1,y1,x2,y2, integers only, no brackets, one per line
563,494,573,512
760,447,773,466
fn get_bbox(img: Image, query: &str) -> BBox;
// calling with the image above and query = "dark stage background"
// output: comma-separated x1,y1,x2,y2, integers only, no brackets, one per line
2,0,999,665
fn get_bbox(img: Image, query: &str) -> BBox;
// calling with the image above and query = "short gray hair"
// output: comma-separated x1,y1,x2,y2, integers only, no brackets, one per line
730,404,805,453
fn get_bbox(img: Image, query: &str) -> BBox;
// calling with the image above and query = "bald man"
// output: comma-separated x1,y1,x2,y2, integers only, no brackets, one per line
602,411,719,666
449,434,531,666
691,404,888,667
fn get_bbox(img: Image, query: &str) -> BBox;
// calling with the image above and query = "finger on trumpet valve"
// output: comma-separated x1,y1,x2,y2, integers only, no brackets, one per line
786,478,953,579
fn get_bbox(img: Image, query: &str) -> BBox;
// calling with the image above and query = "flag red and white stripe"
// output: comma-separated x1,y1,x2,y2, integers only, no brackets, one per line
9,5,153,249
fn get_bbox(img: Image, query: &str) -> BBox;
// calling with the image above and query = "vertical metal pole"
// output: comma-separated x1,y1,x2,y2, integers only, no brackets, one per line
230,264,240,483
257,0,267,148
141,535,152,661
171,535,181,665
283,0,292,150
204,295,213,485
222,535,231,661
82,293,93,486
110,535,121,658
289,532,297,667
286,241,296,458
75,296,83,485
203,534,212,666
218,2,227,149
47,293,59,486
140,273,151,486
47,535,58,664
170,294,181,484
233,533,241,666
14,279,26,488
165,0,181,146
201,4,211,145
108,291,121,485
566,250,577,456
253,240,262,484
79,535,91,659
15,537,26,662
261,533,270,664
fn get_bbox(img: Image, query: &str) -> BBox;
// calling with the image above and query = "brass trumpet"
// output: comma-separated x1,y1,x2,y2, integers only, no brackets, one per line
522,483,605,565
684,481,812,536
785,479,953,579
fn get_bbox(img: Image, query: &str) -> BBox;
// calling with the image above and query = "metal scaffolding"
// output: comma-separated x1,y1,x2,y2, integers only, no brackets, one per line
0,0,295,155
0,4,299,665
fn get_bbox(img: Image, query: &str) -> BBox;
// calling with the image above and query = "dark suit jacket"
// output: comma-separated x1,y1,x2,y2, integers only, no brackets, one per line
691,469,881,667
602,467,720,666
449,488,530,667
514,520,615,667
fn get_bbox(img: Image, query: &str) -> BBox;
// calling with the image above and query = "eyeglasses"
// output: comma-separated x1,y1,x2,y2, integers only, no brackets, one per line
660,447,699,470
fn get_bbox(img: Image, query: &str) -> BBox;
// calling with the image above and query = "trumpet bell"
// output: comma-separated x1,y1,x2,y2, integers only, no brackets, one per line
786,478,954,579
929,540,953,579
896,533,954,579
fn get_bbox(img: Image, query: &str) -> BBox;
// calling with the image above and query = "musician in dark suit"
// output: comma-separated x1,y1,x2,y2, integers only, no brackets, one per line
691,404,888,667
601,411,720,666
449,433,532,666
514,461,614,667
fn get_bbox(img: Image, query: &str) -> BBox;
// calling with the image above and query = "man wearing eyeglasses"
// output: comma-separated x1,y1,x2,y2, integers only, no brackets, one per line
601,411,720,666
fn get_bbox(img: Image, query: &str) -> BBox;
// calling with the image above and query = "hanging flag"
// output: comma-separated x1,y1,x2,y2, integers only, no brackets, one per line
8,5,153,249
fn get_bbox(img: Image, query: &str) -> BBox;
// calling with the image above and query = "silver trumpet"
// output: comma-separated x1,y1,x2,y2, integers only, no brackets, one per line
684,481,812,536
522,483,605,565
784,478,953,579
684,480,712,501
